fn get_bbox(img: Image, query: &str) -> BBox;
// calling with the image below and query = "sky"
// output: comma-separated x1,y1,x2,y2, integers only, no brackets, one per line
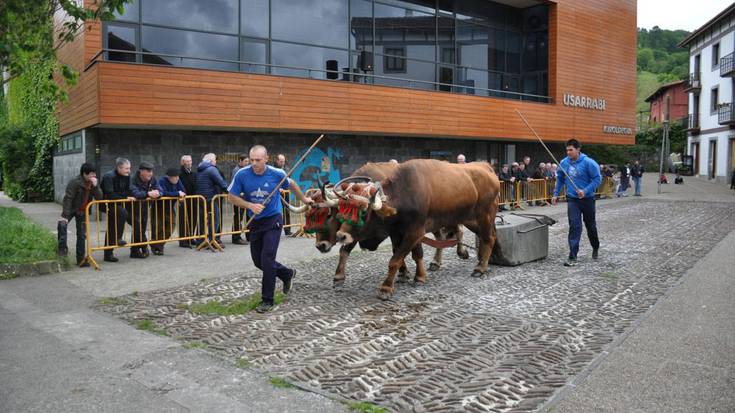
637,0,733,32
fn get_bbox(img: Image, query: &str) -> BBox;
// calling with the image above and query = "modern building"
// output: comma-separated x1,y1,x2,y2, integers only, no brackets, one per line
53,0,636,202
644,80,688,126
680,3,735,184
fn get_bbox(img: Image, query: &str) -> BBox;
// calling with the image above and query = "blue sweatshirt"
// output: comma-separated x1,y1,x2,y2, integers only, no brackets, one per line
553,153,601,199
158,176,186,197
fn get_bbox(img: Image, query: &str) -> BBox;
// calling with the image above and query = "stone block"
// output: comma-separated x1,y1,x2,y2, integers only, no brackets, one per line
490,213,555,266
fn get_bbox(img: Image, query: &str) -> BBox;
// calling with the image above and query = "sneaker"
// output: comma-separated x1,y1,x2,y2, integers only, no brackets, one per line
130,249,147,259
104,254,119,263
152,249,164,256
592,249,599,260
232,239,249,245
563,258,578,267
255,302,275,313
283,269,296,295
117,238,127,247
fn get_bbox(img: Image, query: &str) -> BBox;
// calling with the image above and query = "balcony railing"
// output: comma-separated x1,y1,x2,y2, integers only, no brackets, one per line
717,103,735,125
720,52,735,77
683,72,701,93
684,113,700,132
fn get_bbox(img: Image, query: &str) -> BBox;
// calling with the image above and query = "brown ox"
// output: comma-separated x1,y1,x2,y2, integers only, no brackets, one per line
334,159,500,300
284,162,467,286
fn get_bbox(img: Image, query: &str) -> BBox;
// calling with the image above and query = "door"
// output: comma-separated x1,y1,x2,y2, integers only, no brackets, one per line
729,138,735,183
709,140,717,179
692,142,700,174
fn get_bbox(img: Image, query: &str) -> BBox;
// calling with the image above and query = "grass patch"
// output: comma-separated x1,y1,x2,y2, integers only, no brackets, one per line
182,341,206,349
97,297,127,306
135,319,168,336
347,402,387,413
235,357,251,369
187,292,285,316
0,207,58,265
268,376,294,389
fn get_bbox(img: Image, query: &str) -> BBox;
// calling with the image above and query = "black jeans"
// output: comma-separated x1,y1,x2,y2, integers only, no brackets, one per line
178,197,198,243
130,200,149,252
249,214,293,304
105,203,130,256
232,205,246,242
58,213,86,264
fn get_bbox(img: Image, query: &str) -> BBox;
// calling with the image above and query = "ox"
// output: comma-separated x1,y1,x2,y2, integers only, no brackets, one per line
333,159,500,300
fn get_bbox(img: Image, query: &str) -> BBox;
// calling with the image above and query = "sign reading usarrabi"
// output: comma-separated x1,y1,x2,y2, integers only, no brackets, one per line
563,93,606,111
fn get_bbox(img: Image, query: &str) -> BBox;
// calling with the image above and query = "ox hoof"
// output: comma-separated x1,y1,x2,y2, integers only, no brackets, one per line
396,273,410,284
377,289,394,301
413,280,426,287
458,249,470,260
333,278,345,288
470,270,487,278
428,262,440,272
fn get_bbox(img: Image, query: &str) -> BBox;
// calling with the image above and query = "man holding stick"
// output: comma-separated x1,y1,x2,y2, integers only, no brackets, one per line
552,139,602,267
227,145,313,313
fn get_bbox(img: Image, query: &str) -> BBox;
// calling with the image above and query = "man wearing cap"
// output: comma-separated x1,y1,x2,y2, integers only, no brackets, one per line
150,167,187,255
130,161,161,258
227,145,313,313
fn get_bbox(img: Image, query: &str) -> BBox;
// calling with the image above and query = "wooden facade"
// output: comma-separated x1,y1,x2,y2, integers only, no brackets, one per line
57,0,636,145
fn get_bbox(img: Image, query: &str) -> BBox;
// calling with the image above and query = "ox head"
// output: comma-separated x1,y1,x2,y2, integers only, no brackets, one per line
281,184,340,253
332,176,397,245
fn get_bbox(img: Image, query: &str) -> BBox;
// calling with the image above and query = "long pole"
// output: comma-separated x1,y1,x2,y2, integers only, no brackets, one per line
240,134,325,231
658,121,668,194
514,109,581,192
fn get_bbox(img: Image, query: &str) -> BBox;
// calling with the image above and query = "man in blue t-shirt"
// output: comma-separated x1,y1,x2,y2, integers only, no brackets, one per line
228,145,313,313
552,138,602,267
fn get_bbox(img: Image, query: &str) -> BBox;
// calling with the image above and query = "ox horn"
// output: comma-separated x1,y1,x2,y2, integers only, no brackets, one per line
280,194,309,213
369,182,384,211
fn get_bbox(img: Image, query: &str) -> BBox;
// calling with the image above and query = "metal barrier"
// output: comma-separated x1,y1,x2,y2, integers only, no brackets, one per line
498,176,615,209
81,195,210,270
206,190,308,250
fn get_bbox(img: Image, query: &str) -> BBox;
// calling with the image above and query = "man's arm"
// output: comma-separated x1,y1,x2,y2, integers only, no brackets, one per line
287,178,312,204
61,180,77,220
553,166,564,198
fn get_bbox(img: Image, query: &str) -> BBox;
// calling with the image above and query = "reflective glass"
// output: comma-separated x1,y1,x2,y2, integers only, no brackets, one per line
141,26,238,71
107,24,137,62
114,0,139,22
350,0,373,51
374,55,435,90
142,0,238,34
271,42,348,80
272,0,348,49
241,0,269,37
241,39,268,73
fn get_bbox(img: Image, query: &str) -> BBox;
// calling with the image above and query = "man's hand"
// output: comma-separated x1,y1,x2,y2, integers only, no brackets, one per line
178,191,186,198
510,177,516,182
249,203,265,215
576,189,585,198
90,177,98,187
127,196,136,202
148,190,161,199
551,196,558,205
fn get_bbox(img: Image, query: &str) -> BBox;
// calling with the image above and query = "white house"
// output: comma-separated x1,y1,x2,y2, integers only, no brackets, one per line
680,3,735,185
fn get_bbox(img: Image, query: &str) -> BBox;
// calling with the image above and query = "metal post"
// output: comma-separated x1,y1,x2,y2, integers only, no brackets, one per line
658,120,669,194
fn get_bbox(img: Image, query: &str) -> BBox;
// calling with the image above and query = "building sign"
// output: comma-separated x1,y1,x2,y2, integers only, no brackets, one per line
563,93,606,110
603,125,633,135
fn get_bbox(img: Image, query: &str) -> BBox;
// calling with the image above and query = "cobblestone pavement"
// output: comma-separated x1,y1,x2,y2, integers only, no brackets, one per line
99,199,735,412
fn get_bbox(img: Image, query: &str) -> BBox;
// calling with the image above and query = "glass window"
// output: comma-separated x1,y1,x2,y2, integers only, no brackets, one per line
106,24,137,62
141,26,239,71
374,55,435,90
271,41,348,80
506,31,521,74
487,29,504,72
241,0,269,37
457,21,488,71
241,38,268,73
350,0,373,51
384,47,406,73
142,0,238,34
272,0,349,49
454,0,506,29
114,0,139,22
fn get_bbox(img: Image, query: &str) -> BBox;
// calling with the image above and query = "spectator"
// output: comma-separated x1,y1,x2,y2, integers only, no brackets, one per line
631,160,644,196
498,164,513,210
532,162,546,179
58,163,102,267
196,153,228,247
232,154,250,245
457,154,466,164
151,168,186,255
100,158,135,263
509,162,522,209
178,155,197,248
616,161,631,197
130,162,161,259
731,167,735,190
517,162,531,206
274,154,292,236
389,159,399,164
522,155,534,177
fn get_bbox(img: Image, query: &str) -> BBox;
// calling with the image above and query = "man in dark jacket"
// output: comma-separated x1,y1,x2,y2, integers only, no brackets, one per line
498,164,513,210
196,153,228,245
178,155,197,248
616,161,631,197
100,158,135,262
150,167,186,255
58,163,103,266
130,162,161,258
232,154,250,245
274,153,293,236
631,160,644,196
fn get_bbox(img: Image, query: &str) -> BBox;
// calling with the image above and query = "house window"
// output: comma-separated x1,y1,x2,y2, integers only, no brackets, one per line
383,47,406,73
58,132,83,155
712,43,720,69
711,87,719,112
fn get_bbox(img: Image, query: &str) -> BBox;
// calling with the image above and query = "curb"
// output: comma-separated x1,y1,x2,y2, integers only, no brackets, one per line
0,260,69,280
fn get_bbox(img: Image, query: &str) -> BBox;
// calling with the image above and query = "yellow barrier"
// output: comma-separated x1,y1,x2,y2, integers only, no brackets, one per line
81,195,210,270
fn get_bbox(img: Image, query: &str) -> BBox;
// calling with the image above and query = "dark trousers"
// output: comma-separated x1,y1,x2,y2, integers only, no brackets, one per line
178,197,198,243
130,200,149,252
232,206,245,242
567,197,600,259
58,213,86,264
151,200,176,251
198,199,220,242
105,203,130,256
249,214,293,304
